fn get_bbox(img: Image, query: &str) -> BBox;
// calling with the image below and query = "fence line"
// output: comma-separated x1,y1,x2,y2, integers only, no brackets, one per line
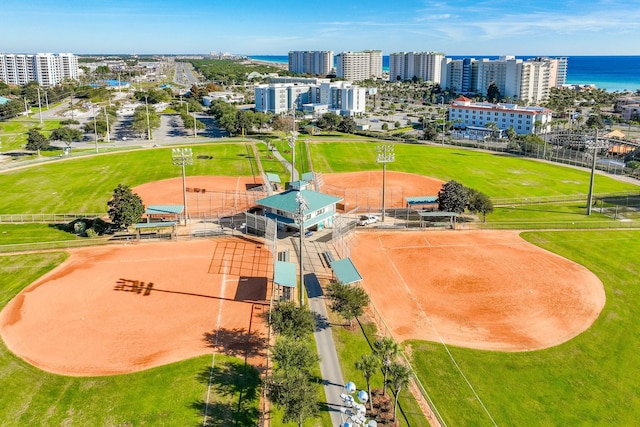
363,297,447,427
492,191,640,207
0,213,106,223
0,237,113,253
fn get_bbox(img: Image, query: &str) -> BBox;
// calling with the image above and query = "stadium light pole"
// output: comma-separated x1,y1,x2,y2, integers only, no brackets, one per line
340,381,371,427
376,144,395,222
586,129,599,216
37,87,43,125
295,191,309,306
172,148,193,225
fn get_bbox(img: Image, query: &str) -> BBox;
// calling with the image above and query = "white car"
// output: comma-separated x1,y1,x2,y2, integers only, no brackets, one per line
358,214,379,226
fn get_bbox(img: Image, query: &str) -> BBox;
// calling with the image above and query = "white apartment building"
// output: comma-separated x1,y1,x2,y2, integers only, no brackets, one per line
254,83,313,115
388,52,444,82
255,81,366,116
288,51,334,76
449,96,553,135
336,50,383,82
0,53,79,86
441,56,567,104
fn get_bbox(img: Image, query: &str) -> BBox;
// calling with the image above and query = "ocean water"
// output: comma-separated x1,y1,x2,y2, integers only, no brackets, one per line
248,55,640,92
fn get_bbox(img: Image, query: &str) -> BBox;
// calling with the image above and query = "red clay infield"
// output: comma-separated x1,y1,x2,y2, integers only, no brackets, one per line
322,171,444,210
351,230,606,351
133,176,266,218
0,239,272,376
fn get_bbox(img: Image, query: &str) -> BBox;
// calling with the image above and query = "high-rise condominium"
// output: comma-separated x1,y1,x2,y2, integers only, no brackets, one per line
288,51,334,76
0,53,79,86
336,50,383,82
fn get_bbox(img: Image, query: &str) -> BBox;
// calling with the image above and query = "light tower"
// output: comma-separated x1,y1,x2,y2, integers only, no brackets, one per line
295,191,309,306
376,144,395,222
171,148,193,225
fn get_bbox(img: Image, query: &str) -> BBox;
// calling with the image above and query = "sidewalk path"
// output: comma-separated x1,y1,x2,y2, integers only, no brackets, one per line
305,273,345,427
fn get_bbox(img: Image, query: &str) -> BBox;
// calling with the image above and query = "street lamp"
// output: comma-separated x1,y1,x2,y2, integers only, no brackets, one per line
172,148,193,225
340,382,376,427
92,105,99,153
289,103,298,182
144,95,152,141
376,144,395,222
104,105,110,143
295,191,309,306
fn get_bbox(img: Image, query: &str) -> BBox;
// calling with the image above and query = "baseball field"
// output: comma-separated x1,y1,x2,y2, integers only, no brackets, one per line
1,138,640,426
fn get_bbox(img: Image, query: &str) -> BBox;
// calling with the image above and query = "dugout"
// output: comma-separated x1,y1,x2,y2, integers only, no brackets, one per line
418,211,458,228
145,205,184,223
133,221,177,240
274,260,296,301
330,258,363,285
406,195,438,211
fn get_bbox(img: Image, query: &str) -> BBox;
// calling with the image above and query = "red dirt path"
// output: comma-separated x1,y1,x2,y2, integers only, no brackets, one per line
352,230,606,351
0,239,271,376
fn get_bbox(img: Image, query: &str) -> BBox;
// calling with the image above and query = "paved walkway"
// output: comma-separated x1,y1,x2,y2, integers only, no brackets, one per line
305,273,345,427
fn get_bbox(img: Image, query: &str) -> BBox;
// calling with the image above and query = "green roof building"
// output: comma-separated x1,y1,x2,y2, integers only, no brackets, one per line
256,189,342,231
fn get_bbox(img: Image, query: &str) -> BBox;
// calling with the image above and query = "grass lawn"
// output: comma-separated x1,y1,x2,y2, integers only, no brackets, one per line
0,143,257,214
408,230,640,426
0,118,64,152
309,141,640,198
255,140,290,184
0,223,81,245
0,252,261,426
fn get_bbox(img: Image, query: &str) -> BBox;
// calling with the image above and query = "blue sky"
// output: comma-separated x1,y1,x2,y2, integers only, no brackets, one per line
2,0,638,55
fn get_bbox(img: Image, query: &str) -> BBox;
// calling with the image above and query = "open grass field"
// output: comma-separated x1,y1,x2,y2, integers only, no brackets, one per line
0,223,81,244
0,143,258,214
0,117,64,152
408,230,640,426
309,140,640,197
0,251,261,426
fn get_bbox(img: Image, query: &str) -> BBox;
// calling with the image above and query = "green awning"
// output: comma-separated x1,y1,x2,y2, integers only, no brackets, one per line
266,173,281,183
406,196,437,205
418,211,458,217
133,221,177,229
146,205,184,215
330,258,362,285
274,261,297,288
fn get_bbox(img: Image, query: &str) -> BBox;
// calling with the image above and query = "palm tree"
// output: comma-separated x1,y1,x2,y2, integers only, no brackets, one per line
373,337,400,395
355,353,380,409
387,362,411,422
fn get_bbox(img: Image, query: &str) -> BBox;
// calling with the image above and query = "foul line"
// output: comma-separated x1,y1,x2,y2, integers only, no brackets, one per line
203,259,229,426
381,237,499,427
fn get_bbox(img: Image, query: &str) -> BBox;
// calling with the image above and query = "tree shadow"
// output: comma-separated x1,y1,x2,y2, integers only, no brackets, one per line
314,312,330,332
190,361,261,426
203,327,267,361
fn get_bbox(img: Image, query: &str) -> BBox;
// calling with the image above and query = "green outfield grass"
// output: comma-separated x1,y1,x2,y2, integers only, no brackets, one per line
0,118,64,152
408,230,640,426
0,223,81,245
255,140,289,184
0,252,260,426
309,140,640,197
0,143,257,214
